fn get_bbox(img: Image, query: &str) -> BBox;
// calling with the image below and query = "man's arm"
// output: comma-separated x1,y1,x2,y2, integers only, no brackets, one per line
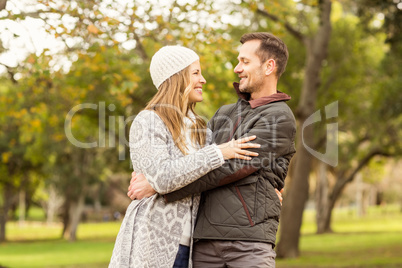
164,110,296,202
127,172,285,205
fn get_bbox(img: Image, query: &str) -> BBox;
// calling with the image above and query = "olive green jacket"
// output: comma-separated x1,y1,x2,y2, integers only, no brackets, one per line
165,83,296,246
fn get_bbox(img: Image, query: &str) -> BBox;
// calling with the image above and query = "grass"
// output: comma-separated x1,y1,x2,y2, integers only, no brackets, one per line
6,221,121,241
0,240,113,268
276,204,402,268
278,233,402,268
0,205,401,268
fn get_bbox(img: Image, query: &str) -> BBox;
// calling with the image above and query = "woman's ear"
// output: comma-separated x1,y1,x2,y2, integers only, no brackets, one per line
265,59,276,76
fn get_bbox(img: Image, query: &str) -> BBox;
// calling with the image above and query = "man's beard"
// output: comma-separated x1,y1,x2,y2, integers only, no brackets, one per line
239,79,262,94
239,85,254,93
239,69,264,94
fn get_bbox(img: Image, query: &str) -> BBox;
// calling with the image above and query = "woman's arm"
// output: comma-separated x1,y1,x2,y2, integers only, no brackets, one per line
130,110,258,195
130,110,224,195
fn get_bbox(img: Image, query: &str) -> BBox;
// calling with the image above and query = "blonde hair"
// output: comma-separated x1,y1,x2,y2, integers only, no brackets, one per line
145,65,207,154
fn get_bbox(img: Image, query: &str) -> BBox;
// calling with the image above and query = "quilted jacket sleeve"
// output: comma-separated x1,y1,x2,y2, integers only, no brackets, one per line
164,108,296,203
130,110,224,195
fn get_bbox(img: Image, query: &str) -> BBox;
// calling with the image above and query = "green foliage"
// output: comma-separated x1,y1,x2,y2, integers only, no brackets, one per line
1,0,252,240
1,0,401,244
357,0,402,46
361,157,386,184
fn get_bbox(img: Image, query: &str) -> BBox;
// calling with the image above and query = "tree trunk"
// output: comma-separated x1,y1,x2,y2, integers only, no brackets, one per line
93,184,102,212
18,189,26,226
46,186,63,225
320,173,358,232
63,191,85,242
62,152,90,240
321,190,337,233
61,199,70,238
320,176,350,233
356,172,364,217
0,184,13,242
316,162,331,233
276,0,332,258
319,150,384,232
277,125,313,258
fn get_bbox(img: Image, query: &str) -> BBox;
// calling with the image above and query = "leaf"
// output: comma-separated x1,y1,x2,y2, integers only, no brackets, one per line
1,152,12,163
87,24,100,34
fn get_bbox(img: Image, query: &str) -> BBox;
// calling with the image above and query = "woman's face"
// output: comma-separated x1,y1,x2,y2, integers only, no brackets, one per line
187,60,206,104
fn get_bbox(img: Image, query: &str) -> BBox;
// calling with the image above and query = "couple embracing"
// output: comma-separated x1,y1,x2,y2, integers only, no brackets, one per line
109,32,296,268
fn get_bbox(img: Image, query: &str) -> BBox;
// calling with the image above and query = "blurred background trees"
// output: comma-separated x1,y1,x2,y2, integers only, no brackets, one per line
0,0,401,260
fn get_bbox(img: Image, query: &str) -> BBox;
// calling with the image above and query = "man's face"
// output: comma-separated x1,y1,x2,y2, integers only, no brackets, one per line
234,40,265,94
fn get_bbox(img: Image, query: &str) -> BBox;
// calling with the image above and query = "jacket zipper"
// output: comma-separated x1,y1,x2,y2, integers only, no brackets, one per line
235,186,254,227
228,116,242,141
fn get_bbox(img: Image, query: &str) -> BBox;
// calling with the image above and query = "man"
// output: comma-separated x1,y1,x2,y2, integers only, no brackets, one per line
128,32,296,267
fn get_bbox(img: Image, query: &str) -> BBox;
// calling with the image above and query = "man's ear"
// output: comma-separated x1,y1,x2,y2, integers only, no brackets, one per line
265,59,276,76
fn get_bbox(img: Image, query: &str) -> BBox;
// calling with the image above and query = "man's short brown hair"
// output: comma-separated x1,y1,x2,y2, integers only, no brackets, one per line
240,32,289,78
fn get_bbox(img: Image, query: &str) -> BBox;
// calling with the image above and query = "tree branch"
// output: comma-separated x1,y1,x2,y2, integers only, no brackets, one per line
256,8,305,43
0,62,17,84
0,0,6,11
330,148,392,202
314,0,332,51
343,149,391,185
1,9,63,21
133,31,148,61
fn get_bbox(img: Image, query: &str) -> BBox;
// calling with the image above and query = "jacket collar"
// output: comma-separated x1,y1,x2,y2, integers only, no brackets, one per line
233,82,291,109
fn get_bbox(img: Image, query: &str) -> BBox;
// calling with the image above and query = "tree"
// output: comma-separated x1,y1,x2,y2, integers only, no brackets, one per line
237,0,333,258
236,0,401,256
314,0,402,234
0,76,42,241
0,0,241,241
2,0,398,250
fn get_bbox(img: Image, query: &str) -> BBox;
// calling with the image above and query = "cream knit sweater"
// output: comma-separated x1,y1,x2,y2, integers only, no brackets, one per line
109,110,224,268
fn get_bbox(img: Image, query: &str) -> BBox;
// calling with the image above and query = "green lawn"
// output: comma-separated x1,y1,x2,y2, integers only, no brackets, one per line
277,205,402,268
0,240,113,268
1,205,401,268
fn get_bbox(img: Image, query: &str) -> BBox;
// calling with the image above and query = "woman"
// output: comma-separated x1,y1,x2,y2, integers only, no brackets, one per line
109,46,259,268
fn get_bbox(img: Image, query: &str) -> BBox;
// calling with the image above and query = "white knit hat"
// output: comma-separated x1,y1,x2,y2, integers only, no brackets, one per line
150,45,199,89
